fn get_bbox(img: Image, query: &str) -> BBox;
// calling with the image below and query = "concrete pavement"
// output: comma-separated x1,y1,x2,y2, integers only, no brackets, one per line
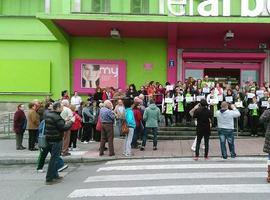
0,135,267,165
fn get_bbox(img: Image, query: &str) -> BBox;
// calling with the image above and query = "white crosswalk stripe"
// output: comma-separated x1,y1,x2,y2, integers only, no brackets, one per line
97,163,266,172
68,158,270,199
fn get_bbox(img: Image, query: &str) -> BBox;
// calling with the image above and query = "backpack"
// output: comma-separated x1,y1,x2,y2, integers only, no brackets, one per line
38,120,47,148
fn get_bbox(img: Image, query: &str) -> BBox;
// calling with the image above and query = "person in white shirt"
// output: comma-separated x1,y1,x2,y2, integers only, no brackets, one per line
71,91,82,111
61,100,75,156
216,102,240,159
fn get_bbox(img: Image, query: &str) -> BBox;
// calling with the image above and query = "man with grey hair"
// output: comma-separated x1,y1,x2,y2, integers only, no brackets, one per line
216,102,240,159
44,101,73,184
99,100,115,156
60,99,74,156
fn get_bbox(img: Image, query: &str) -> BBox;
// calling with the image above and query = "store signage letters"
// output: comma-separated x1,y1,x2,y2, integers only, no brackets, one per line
159,0,270,17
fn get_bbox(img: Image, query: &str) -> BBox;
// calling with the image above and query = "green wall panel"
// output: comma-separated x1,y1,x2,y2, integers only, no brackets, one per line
71,37,167,89
0,60,51,93
0,41,70,102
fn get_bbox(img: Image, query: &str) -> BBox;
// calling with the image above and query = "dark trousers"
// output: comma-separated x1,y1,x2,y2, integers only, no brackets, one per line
195,134,209,157
238,110,245,131
37,146,50,170
131,126,140,147
175,112,184,124
46,142,61,181
69,130,78,148
165,114,173,126
142,127,158,148
28,129,37,150
100,123,114,156
37,144,64,171
185,104,193,122
90,123,98,141
16,132,24,149
250,115,259,136
82,123,92,142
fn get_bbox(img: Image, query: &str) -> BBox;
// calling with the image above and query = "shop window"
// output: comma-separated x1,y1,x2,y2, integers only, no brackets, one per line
131,0,149,14
91,0,110,13
185,69,204,80
241,70,259,84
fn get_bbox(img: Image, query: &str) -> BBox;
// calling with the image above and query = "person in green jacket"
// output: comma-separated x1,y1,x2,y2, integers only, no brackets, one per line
140,99,160,151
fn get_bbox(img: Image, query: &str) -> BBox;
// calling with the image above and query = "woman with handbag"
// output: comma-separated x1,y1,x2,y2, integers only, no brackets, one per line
123,98,136,157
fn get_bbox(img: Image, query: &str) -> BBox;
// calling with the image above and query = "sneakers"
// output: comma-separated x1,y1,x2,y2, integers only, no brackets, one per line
193,157,199,161
153,147,157,151
37,169,45,173
72,147,80,151
58,164,68,172
83,141,89,144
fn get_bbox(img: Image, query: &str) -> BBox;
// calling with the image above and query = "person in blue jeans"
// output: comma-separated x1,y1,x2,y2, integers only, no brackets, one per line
216,102,240,159
44,102,73,185
141,99,160,151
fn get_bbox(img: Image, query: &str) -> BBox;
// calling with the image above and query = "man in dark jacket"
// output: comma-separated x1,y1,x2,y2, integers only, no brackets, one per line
190,99,212,160
44,102,73,184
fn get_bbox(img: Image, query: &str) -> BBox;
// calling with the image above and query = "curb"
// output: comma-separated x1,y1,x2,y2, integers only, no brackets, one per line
0,154,268,165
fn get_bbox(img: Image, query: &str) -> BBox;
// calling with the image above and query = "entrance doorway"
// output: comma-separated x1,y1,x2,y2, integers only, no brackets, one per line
204,68,240,86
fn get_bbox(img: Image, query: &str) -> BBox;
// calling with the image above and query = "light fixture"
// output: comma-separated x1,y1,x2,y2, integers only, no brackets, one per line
224,30,234,41
110,28,121,39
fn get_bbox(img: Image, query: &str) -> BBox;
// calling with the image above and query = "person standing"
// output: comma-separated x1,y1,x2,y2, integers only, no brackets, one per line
99,100,115,156
259,103,270,183
216,102,240,159
44,102,73,184
13,104,27,150
60,100,74,156
27,102,40,151
189,100,212,160
123,99,136,156
71,91,82,111
69,105,82,150
114,99,126,138
140,99,160,151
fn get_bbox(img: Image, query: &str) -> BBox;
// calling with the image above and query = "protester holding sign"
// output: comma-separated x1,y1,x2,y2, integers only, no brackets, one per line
162,91,175,126
248,96,260,137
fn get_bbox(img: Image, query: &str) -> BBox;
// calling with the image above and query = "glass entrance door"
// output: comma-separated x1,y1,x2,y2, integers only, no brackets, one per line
204,68,241,86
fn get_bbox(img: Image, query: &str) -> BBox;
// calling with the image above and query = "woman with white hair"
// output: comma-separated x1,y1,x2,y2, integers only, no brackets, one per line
99,100,115,156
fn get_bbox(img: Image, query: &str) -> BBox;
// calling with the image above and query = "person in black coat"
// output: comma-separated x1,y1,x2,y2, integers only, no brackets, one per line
44,102,73,184
190,99,212,160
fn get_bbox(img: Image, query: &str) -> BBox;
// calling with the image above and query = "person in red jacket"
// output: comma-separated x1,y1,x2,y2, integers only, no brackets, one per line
69,105,82,150
13,104,27,150
131,99,143,148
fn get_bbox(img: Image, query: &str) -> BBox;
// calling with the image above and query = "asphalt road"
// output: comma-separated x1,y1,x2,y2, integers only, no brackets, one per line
1,157,270,200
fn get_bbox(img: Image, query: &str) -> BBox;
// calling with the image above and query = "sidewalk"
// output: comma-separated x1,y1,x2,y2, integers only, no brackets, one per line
0,137,267,165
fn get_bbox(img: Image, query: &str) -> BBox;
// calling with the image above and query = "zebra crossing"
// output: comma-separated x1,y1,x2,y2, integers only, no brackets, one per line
68,157,270,199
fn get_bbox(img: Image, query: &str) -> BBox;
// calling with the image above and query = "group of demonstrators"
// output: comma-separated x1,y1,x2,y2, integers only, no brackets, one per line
12,76,270,184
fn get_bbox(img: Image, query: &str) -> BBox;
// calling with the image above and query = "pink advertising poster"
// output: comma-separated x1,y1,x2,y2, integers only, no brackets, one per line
74,59,126,94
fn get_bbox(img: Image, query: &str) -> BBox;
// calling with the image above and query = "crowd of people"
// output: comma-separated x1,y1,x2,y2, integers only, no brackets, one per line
12,75,270,184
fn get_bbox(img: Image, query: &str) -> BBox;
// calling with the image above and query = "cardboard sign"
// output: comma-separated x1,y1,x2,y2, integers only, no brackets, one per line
203,87,210,94
196,95,205,102
165,98,173,103
225,96,233,103
185,96,194,103
166,85,174,91
210,98,218,105
261,101,269,108
247,93,255,99
235,101,243,108
248,103,258,110
256,90,264,98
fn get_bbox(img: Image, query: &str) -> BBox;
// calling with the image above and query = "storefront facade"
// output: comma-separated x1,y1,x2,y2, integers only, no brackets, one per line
1,0,270,104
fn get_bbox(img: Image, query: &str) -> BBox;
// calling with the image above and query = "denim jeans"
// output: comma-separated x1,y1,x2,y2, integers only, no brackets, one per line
142,127,158,148
123,128,134,155
218,128,236,159
46,141,61,181
268,153,270,160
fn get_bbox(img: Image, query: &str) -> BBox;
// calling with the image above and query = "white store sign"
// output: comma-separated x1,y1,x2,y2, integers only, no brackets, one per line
159,0,270,17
